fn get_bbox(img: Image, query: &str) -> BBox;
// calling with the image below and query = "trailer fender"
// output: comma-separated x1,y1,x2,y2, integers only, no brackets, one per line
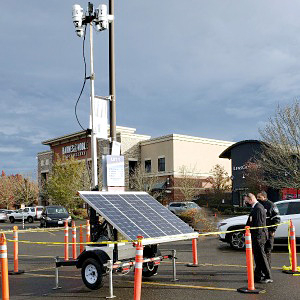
76,250,110,269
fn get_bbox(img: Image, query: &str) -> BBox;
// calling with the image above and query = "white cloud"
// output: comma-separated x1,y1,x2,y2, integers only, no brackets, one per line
0,147,23,153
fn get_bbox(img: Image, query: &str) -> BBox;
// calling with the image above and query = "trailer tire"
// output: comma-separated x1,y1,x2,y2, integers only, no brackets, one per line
142,261,158,277
81,258,103,290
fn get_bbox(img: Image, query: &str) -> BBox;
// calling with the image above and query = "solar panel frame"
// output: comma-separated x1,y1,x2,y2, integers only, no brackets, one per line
78,191,198,244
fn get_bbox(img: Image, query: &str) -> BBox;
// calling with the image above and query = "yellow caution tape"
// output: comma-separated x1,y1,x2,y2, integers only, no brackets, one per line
0,224,88,235
5,238,131,245
1,221,289,246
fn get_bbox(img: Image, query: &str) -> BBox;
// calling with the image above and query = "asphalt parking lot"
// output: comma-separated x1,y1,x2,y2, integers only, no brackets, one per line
0,220,299,300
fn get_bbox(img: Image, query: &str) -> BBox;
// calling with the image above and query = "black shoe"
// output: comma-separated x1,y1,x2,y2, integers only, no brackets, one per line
259,278,273,284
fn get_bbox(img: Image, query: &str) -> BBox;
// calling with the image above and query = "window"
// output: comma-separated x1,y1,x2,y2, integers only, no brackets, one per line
45,159,49,166
287,202,300,215
170,203,185,207
145,160,151,173
41,160,44,166
276,203,289,215
158,157,165,172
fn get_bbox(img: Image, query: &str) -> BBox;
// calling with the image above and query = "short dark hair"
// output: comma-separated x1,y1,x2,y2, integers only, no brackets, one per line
258,191,267,198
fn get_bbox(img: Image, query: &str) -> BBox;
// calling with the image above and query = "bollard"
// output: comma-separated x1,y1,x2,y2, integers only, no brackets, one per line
64,220,69,261
72,221,77,260
80,224,84,253
133,236,144,300
8,226,24,275
106,260,116,299
86,220,90,244
0,233,10,300
187,238,199,267
238,227,264,294
171,249,178,282
283,220,300,274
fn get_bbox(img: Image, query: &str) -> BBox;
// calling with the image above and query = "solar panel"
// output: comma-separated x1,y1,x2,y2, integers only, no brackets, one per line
78,191,198,244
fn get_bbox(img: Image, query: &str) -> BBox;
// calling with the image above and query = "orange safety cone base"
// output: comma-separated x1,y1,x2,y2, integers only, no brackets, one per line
8,269,25,275
186,263,199,267
237,287,265,294
282,270,300,274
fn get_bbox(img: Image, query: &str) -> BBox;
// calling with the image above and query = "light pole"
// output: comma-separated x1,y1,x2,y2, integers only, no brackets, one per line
72,2,114,189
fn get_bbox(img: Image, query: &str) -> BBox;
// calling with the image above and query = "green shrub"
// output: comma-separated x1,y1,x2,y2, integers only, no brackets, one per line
179,208,217,232
223,208,233,215
72,208,88,220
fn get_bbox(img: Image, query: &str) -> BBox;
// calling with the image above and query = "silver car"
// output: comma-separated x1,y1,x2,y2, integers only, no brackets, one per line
168,202,201,215
0,209,8,222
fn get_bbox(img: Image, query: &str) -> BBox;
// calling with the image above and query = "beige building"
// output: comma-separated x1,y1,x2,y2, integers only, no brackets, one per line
37,126,234,205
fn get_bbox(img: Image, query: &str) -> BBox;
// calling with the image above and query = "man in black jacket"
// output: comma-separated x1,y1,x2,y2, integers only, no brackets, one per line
257,191,280,269
244,193,272,283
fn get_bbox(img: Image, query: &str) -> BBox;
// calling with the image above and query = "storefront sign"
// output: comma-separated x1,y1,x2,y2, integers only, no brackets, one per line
233,165,248,171
62,142,88,158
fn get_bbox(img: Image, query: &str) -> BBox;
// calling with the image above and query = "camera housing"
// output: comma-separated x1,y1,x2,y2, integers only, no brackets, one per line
95,4,114,32
72,4,84,37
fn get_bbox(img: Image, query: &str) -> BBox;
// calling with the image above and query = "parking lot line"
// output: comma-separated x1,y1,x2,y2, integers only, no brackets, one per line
162,261,283,270
125,280,237,292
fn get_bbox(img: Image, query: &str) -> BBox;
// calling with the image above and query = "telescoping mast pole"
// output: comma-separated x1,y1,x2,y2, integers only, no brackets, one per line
89,21,98,189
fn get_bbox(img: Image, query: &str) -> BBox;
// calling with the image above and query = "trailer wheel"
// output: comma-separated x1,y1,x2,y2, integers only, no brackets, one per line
142,261,158,277
81,258,103,290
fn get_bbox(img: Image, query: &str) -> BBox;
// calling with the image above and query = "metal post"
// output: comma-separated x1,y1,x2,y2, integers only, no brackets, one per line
22,214,24,229
53,257,62,290
106,260,116,299
89,22,98,189
109,0,116,145
171,250,178,282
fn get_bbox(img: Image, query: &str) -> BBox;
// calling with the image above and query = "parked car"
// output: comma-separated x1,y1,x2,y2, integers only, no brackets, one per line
40,206,71,228
0,210,8,222
168,202,201,215
218,199,300,250
7,207,36,223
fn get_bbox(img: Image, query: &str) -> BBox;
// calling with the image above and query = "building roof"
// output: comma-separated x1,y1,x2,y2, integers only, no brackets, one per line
219,140,264,159
141,133,234,147
41,126,145,146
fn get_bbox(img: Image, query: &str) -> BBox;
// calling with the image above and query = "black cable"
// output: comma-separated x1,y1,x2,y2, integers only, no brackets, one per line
73,25,93,188
75,25,87,131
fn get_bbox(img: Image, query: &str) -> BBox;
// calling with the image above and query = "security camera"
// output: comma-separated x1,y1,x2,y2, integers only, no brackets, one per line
95,4,114,32
72,4,84,37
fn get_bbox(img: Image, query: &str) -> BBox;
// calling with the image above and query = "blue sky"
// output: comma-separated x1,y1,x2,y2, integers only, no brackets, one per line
1,0,300,176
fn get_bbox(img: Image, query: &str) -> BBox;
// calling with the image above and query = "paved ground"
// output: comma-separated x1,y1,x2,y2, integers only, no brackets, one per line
0,220,299,300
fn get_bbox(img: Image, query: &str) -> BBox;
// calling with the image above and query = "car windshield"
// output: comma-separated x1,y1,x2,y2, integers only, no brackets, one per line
47,207,67,214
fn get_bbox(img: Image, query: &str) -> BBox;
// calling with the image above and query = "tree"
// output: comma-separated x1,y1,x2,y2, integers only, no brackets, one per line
206,164,231,204
244,161,266,195
258,101,300,190
13,174,39,207
0,171,15,208
129,163,163,199
46,155,90,210
176,165,201,201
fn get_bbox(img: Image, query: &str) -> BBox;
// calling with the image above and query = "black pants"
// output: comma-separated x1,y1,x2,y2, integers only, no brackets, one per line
252,233,272,280
265,232,275,268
